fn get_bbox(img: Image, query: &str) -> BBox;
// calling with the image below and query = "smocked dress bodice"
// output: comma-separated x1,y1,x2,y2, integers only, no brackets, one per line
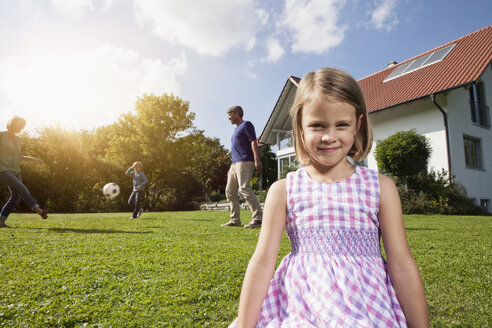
230,166,406,327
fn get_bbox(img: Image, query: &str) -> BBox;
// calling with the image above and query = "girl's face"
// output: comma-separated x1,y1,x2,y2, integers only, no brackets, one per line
301,97,360,170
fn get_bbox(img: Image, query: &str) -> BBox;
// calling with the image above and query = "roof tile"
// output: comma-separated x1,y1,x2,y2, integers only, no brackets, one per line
359,25,492,112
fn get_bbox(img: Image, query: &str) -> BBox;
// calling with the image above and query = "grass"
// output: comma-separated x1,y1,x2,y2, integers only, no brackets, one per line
0,212,490,327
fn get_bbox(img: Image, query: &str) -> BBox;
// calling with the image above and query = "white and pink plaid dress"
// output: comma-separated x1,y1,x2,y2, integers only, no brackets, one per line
230,166,407,327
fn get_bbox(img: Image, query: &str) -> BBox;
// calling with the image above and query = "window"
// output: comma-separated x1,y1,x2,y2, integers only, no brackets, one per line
348,157,368,167
469,82,490,128
463,136,483,169
279,155,299,178
280,157,290,173
278,131,293,150
480,199,490,212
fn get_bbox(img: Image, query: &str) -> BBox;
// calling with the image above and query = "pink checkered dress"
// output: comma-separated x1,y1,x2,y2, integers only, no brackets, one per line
229,166,407,327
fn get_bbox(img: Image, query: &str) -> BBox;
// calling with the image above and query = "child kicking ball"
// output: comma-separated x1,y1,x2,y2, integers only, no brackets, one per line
125,161,148,219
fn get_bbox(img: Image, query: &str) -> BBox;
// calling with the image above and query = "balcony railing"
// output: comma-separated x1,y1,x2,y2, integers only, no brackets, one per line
470,101,490,128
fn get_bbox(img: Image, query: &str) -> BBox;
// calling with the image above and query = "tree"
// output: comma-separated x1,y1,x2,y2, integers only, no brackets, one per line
102,93,230,210
260,145,277,189
172,131,230,194
20,126,124,212
374,129,483,214
375,129,432,179
2,93,234,212
251,145,277,191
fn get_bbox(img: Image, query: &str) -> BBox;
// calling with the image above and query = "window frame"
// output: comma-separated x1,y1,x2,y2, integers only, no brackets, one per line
463,135,484,170
469,82,490,129
480,199,490,212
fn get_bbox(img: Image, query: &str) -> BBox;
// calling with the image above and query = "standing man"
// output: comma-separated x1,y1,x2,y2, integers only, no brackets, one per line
222,106,263,228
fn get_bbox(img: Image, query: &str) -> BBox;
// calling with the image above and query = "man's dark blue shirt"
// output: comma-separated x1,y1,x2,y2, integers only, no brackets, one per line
231,121,256,163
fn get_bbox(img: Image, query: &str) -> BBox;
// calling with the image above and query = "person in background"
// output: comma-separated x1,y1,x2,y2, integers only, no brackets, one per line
222,106,263,229
126,161,148,219
0,116,48,228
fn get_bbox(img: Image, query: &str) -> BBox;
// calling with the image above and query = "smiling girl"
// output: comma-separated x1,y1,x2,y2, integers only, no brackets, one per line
228,68,429,327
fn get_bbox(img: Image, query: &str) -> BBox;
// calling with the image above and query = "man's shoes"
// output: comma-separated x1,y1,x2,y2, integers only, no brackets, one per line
244,220,262,228
129,216,137,220
137,208,144,218
221,220,241,227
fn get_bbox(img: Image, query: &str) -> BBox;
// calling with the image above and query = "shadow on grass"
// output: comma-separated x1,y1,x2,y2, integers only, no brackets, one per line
47,227,154,234
162,218,214,222
405,228,437,231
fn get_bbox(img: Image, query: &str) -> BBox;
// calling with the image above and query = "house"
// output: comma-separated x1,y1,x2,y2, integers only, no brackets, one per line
259,25,492,213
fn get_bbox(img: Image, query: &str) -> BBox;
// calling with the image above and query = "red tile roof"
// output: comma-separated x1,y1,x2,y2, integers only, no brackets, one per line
359,24,492,113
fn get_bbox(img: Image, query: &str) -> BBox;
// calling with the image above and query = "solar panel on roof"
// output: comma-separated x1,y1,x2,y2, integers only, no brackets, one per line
383,43,456,82
423,44,456,67
383,61,413,81
403,54,432,74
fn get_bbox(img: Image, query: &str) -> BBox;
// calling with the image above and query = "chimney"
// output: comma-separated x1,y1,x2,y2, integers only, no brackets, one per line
388,61,398,68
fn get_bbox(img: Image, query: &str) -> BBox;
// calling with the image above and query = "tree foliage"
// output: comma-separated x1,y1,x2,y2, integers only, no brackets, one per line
375,129,484,214
251,145,277,192
397,170,486,215
375,129,432,178
3,93,230,212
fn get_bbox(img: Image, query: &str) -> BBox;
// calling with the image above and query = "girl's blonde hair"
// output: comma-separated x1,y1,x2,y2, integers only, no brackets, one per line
289,68,373,166
6,116,26,132
133,161,143,170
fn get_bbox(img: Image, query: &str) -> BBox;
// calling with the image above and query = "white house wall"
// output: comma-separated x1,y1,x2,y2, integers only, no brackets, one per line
446,66,492,208
367,98,448,174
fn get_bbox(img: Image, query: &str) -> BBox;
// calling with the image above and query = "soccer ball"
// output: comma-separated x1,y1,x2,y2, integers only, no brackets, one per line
103,182,120,199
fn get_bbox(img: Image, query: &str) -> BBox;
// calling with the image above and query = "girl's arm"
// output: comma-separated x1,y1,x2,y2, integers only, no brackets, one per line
378,174,430,328
20,155,43,165
236,179,287,328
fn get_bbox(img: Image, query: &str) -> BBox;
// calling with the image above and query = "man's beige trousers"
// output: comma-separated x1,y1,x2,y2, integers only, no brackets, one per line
225,161,263,224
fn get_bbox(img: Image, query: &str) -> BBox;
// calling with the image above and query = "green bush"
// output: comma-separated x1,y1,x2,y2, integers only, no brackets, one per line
256,189,268,203
209,191,223,202
375,129,431,179
280,164,299,179
396,171,486,215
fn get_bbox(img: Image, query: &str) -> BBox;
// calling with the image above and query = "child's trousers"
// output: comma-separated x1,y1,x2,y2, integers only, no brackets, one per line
128,190,143,218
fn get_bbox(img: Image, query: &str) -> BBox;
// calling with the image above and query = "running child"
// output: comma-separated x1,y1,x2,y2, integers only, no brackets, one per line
229,68,429,327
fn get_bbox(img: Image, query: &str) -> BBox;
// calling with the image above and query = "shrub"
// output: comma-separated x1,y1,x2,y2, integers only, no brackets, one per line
375,129,431,179
396,171,487,215
280,164,299,179
209,191,222,202
256,189,268,203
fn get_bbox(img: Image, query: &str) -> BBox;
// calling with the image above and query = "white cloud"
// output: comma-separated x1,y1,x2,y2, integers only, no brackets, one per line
51,0,95,18
278,0,347,54
245,37,285,78
132,0,266,56
49,0,121,17
101,0,120,10
263,37,285,63
369,0,399,31
0,46,187,132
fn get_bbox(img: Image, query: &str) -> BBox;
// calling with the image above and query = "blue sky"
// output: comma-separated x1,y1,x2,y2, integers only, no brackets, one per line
0,0,490,150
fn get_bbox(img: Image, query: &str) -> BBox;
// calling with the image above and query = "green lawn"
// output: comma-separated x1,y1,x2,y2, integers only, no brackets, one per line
0,212,490,327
